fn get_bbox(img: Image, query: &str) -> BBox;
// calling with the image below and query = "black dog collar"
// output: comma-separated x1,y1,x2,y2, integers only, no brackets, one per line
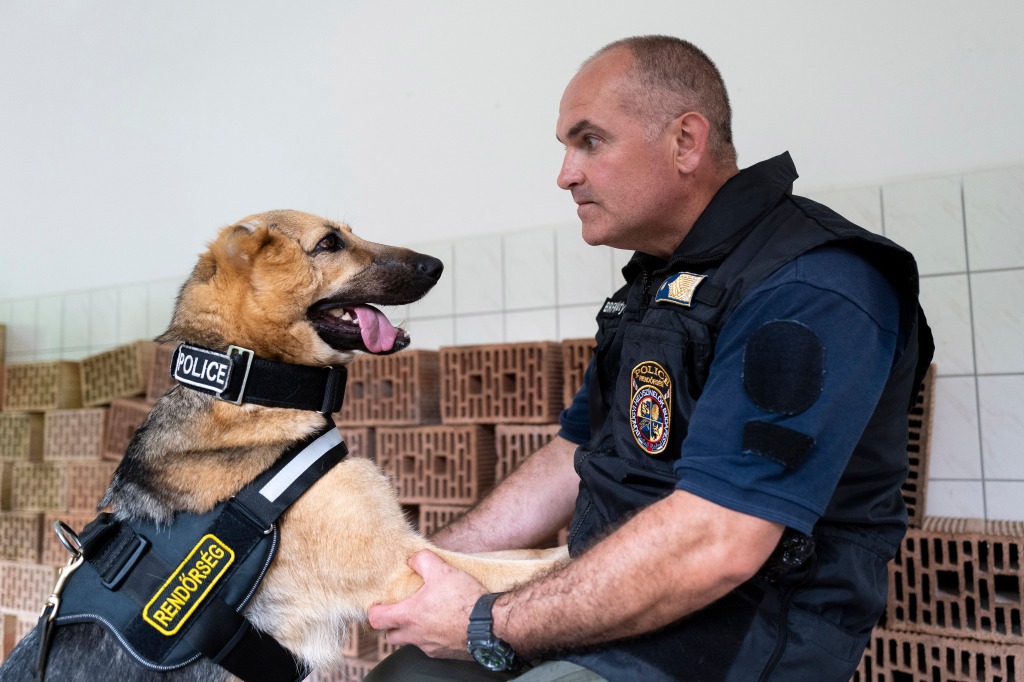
171,343,347,414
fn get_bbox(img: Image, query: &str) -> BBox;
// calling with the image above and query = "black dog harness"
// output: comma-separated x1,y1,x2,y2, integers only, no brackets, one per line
36,344,349,682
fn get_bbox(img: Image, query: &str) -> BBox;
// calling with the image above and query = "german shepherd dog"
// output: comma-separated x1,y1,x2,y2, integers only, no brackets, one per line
0,210,566,681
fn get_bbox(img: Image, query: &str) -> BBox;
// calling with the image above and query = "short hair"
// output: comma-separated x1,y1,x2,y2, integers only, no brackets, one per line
589,35,737,167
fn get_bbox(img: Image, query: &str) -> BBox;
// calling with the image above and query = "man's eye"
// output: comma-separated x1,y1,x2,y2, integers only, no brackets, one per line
584,135,600,150
314,234,343,253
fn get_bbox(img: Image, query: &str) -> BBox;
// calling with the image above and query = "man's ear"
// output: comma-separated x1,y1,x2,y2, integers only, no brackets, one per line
671,111,711,175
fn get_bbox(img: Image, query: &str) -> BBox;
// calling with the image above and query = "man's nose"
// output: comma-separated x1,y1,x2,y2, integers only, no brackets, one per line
557,153,582,190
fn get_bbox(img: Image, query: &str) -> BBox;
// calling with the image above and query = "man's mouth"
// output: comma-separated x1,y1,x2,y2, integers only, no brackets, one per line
308,302,410,355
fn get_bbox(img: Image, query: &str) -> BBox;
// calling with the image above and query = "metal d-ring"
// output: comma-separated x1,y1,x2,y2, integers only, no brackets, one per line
54,520,83,557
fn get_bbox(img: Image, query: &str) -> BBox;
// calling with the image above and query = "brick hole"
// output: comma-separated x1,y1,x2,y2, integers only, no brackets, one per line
980,578,991,611
352,382,365,400
995,574,1020,604
401,455,416,476
433,454,448,477
1011,544,1020,571
965,562,975,592
469,375,483,396
892,672,913,682
980,542,990,571
1012,607,1023,637
936,569,959,597
502,372,516,395
380,380,394,399
995,543,1006,569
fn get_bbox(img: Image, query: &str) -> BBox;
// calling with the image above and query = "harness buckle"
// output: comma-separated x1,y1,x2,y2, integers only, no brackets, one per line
220,345,255,405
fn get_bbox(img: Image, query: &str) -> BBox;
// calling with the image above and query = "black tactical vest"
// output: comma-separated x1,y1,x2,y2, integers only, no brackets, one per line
562,153,933,682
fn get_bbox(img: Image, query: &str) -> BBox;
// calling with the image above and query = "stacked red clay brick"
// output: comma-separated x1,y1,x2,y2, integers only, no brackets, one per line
307,339,594,681
851,365,1024,682
0,340,164,665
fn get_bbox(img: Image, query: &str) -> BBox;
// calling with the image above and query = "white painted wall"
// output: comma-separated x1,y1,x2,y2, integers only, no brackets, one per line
1,0,1022,298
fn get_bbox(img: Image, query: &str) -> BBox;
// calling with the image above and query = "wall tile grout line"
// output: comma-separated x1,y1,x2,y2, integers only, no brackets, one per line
960,178,988,519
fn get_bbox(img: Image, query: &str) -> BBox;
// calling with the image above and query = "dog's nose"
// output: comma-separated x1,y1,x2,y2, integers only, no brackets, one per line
415,254,444,281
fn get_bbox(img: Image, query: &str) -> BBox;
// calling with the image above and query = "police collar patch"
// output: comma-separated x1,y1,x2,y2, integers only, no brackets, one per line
630,361,671,455
655,272,706,308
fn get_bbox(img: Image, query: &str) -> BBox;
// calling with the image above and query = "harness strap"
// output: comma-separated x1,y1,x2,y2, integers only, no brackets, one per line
188,598,306,682
55,421,349,682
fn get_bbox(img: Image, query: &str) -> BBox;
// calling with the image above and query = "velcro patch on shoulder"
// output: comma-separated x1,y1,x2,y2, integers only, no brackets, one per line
742,420,814,469
743,320,823,415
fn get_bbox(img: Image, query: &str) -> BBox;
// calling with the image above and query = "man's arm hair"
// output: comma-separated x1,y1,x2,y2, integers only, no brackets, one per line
431,435,580,552
492,488,783,656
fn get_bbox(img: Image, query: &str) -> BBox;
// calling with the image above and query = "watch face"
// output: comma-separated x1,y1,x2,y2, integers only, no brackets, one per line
471,645,511,671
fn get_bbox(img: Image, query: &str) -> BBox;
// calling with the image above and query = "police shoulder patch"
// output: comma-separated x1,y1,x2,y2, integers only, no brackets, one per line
143,534,235,636
655,272,706,308
630,361,672,455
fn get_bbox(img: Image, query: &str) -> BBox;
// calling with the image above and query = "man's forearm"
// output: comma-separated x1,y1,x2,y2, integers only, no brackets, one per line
491,489,784,657
431,436,579,552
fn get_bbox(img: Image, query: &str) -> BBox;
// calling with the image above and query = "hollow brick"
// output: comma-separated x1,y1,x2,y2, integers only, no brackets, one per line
561,337,595,408
2,362,81,412
376,425,495,505
440,342,563,424
43,408,109,460
888,516,1024,645
79,340,156,407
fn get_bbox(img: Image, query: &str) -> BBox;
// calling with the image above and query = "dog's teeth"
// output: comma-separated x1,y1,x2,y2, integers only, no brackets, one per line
326,308,358,324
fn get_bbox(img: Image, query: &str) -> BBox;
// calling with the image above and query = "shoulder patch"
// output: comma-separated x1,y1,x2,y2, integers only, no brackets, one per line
655,272,706,308
743,320,823,415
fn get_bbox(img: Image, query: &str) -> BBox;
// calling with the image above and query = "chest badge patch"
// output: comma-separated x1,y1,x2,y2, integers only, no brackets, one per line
655,272,706,308
630,361,671,455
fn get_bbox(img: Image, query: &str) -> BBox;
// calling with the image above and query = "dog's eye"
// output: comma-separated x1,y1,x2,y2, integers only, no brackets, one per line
313,233,344,254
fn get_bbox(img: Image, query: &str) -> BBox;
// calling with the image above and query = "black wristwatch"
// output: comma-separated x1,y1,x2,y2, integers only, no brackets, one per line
467,592,521,672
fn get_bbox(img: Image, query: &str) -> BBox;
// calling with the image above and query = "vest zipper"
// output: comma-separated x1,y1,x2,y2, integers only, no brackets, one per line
639,269,652,317
757,552,818,682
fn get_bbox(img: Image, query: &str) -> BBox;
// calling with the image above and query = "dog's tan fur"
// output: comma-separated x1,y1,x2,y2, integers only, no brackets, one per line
1,210,565,680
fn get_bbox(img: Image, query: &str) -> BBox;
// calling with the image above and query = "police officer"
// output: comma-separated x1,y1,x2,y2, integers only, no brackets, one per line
366,35,932,682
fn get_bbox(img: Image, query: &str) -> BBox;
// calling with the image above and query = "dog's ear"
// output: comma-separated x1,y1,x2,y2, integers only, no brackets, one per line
209,222,275,274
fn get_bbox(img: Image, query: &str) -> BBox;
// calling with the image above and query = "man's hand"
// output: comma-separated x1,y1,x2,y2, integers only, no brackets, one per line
367,549,487,660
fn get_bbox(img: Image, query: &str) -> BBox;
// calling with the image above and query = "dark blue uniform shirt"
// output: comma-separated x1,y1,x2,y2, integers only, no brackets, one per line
560,243,901,537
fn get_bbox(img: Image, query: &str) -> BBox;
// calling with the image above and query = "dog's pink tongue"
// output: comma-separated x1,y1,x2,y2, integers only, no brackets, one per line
353,305,400,353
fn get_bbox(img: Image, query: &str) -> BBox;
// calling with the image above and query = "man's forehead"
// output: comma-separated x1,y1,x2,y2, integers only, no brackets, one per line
557,59,634,139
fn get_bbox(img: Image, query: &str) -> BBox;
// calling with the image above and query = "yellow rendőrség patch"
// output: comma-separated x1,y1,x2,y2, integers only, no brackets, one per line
143,534,235,636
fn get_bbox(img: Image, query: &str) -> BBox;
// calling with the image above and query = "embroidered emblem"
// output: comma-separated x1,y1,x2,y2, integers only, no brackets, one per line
173,345,232,394
655,272,706,308
629,361,671,455
143,534,235,636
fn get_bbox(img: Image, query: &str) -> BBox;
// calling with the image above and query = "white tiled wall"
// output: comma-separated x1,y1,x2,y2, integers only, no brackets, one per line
807,163,1024,522
2,164,1023,522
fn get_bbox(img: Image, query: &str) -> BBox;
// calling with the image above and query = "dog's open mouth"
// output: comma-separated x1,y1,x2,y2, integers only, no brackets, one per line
308,303,410,355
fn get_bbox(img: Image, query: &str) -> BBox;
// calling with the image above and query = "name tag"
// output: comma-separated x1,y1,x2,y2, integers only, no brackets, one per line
173,345,232,394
